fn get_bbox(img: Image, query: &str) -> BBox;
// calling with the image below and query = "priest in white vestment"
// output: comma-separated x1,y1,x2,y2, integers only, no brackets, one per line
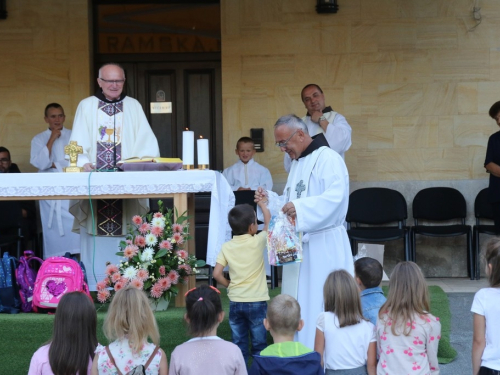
257,114,353,349
69,63,160,290
30,103,80,258
284,84,352,172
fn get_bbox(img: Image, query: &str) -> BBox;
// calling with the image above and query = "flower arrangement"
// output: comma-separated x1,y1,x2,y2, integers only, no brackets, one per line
96,200,205,305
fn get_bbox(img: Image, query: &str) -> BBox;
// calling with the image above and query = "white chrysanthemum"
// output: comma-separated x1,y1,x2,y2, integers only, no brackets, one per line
152,217,165,228
145,233,158,246
123,266,137,279
141,247,154,262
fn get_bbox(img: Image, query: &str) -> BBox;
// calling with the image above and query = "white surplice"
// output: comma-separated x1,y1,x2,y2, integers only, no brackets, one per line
30,127,80,258
69,95,160,290
222,158,273,191
284,110,352,172
264,144,353,349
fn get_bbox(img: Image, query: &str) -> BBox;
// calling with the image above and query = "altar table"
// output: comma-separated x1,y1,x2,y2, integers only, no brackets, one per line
0,170,234,306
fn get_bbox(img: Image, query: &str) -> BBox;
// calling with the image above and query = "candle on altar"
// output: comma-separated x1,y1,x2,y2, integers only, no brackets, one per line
182,128,194,167
197,136,209,167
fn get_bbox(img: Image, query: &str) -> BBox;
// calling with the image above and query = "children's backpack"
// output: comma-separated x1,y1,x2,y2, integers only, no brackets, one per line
63,252,89,285
16,250,44,312
0,252,20,314
32,256,91,311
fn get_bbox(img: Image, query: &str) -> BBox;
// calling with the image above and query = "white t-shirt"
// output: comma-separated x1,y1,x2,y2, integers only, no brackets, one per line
471,287,500,370
316,311,376,370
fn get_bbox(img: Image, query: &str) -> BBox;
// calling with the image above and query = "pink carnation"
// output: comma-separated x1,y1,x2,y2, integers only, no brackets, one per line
132,215,143,225
96,280,108,291
136,268,149,281
130,278,144,290
125,239,133,245
159,240,172,250
176,250,188,260
119,277,129,285
105,264,119,276
168,270,179,284
172,223,183,233
153,212,163,218
151,225,163,237
97,289,111,303
150,283,163,298
179,264,192,274
111,272,122,283
114,281,125,291
134,235,146,247
173,232,184,244
159,265,166,276
139,223,151,234
124,245,138,259
158,277,172,290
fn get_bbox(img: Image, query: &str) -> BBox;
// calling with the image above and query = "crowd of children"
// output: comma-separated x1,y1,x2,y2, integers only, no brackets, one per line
26,196,500,375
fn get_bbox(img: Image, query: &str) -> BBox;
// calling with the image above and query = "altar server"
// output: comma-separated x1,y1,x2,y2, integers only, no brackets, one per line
69,63,159,289
30,103,80,258
256,114,353,349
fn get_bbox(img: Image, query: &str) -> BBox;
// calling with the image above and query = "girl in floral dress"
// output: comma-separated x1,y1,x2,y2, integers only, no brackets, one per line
91,286,168,375
376,262,441,375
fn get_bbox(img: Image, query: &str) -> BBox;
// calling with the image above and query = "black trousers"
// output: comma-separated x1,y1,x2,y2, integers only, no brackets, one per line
492,202,500,231
480,366,500,375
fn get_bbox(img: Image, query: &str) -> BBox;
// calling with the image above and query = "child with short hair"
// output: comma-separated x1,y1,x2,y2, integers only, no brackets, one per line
223,137,273,191
249,294,324,375
28,292,97,375
213,200,271,365
354,257,387,326
377,262,440,374
315,270,376,375
169,285,247,375
91,286,168,375
472,238,500,375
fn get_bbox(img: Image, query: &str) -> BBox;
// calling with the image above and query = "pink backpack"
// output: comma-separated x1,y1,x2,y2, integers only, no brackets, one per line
32,257,92,311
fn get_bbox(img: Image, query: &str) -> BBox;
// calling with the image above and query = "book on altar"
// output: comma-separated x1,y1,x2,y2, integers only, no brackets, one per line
119,157,183,164
118,157,183,171
267,211,303,266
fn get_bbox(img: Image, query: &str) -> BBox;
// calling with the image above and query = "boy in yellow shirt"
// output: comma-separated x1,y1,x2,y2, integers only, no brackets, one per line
214,200,271,366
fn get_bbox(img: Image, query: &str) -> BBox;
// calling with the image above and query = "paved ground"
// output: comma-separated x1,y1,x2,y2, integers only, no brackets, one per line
440,293,474,375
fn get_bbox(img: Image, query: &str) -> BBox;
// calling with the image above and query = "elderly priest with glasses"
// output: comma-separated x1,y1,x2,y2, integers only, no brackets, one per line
69,63,159,290
255,114,353,350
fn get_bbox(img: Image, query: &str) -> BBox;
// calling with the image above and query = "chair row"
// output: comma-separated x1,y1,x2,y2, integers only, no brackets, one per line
346,187,496,281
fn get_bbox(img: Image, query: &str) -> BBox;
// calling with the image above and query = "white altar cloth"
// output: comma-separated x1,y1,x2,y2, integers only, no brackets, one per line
0,170,234,266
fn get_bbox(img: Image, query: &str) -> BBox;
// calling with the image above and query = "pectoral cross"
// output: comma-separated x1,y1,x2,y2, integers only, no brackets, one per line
295,180,306,198
64,141,83,173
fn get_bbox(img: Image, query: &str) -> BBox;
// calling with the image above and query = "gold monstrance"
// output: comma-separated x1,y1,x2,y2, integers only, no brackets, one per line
64,141,83,173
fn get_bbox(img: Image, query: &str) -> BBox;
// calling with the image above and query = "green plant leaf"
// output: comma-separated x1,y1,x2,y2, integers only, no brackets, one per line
155,249,167,258
195,260,206,267
115,251,124,256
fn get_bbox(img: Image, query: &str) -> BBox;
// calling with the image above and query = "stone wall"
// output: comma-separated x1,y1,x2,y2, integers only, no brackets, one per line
0,0,91,172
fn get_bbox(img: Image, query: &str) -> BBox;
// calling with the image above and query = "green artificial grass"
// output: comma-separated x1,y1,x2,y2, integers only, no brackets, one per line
382,285,457,364
0,286,455,373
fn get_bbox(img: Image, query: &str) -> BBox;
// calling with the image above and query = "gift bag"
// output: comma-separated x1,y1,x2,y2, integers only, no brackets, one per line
356,243,389,281
267,211,303,266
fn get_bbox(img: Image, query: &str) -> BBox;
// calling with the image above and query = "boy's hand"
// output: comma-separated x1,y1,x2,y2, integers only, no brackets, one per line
254,186,268,203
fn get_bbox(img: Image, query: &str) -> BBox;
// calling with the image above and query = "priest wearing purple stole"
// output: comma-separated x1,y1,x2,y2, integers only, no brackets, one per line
256,114,353,349
69,63,159,290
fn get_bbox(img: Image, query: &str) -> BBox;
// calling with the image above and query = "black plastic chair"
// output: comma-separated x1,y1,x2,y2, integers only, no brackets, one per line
473,188,500,279
411,187,474,280
233,190,278,289
346,187,411,262
0,201,24,258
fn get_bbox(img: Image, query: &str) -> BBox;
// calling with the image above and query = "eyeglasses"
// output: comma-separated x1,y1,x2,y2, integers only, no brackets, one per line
99,78,125,85
0,159,10,163
184,285,221,297
275,130,298,148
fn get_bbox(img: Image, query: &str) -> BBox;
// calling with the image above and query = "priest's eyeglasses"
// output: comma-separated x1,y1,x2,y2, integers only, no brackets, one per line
99,78,125,85
275,130,298,148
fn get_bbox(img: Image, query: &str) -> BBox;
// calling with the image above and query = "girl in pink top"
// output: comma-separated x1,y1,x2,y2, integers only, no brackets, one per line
28,292,98,375
376,262,441,375
169,285,247,375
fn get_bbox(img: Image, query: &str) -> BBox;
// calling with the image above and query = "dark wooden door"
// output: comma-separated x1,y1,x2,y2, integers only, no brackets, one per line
119,61,223,170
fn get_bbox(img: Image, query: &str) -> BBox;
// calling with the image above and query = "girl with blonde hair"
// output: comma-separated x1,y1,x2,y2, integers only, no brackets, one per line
472,237,500,375
314,269,376,375
377,261,440,374
91,286,168,375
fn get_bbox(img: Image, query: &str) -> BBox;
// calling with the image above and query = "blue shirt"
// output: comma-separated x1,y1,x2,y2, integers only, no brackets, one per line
360,286,386,326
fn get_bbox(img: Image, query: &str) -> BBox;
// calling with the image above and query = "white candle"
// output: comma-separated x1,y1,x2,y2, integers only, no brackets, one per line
182,129,194,165
197,136,209,166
